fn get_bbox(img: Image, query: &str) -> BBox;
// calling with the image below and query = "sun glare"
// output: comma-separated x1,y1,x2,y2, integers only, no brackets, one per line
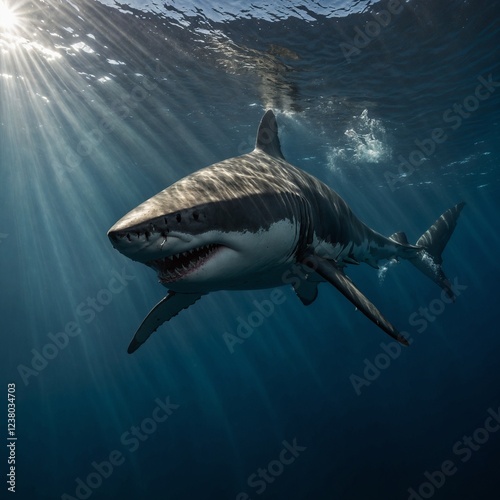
0,2,18,30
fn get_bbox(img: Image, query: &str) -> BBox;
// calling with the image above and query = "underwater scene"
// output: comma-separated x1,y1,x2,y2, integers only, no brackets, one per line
1,0,500,499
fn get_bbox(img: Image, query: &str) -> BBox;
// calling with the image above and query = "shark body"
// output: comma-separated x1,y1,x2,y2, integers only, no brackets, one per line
108,111,465,353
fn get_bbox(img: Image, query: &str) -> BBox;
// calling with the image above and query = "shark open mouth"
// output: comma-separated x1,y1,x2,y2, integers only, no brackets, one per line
149,244,223,283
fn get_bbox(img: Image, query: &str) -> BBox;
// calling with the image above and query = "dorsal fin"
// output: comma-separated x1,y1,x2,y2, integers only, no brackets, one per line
255,110,285,159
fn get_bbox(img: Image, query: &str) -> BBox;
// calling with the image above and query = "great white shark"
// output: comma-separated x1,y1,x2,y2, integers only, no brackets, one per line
108,110,465,353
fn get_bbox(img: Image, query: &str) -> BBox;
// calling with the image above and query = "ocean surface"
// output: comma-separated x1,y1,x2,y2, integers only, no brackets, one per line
1,1,500,499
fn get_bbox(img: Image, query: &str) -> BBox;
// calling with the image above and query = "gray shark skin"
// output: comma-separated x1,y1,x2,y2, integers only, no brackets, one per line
108,111,465,353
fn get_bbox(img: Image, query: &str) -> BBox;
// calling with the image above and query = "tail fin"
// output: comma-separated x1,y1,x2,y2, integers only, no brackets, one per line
409,202,466,300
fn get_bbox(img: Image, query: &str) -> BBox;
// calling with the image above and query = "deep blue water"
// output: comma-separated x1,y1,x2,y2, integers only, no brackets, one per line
1,1,500,499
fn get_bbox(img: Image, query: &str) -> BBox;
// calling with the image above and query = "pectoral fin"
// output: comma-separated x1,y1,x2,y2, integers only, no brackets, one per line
293,279,319,306
302,253,408,346
127,291,204,354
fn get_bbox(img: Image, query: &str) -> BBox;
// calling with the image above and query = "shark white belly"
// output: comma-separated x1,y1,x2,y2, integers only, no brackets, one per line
108,110,465,353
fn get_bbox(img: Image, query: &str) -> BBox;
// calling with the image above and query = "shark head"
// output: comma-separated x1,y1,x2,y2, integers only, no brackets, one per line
108,111,302,292
107,190,227,288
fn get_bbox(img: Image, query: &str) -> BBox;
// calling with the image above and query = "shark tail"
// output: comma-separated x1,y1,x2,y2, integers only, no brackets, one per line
390,202,466,301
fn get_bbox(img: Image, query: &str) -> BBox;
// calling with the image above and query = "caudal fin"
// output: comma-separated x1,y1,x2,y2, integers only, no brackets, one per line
409,202,466,300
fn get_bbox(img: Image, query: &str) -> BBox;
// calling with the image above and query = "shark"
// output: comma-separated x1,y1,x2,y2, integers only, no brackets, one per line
108,110,465,353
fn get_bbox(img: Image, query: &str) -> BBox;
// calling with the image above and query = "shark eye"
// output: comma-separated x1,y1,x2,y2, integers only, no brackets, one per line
193,211,199,221
176,213,181,223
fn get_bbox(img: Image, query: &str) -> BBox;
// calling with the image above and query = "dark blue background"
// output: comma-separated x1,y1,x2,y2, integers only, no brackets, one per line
1,0,499,498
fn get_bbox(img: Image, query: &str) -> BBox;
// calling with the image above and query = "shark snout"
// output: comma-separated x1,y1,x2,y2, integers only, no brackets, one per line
107,219,199,264
107,230,148,262
107,219,166,259
107,229,120,244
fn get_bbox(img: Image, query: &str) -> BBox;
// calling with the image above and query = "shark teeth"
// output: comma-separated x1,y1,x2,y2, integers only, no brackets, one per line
149,244,221,283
